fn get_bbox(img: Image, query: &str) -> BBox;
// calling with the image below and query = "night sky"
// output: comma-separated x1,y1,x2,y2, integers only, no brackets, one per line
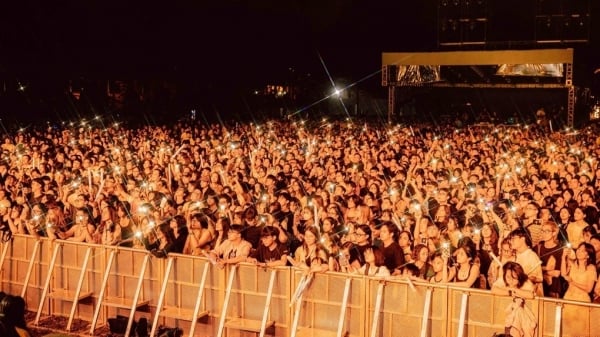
0,1,435,82
0,1,599,124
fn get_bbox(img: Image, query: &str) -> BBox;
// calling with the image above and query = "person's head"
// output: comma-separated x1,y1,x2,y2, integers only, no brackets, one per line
523,202,539,219
499,237,515,260
353,224,372,245
170,215,187,231
575,242,596,266
0,294,27,328
157,222,175,242
227,224,245,242
116,201,131,217
590,234,600,259
426,221,441,240
321,217,337,234
509,227,532,250
480,222,498,243
573,206,586,222
502,261,528,288
398,230,413,248
260,226,280,247
402,263,420,278
74,208,90,225
541,221,559,243
0,199,10,216
364,247,386,267
429,251,446,273
190,213,211,230
215,216,230,232
379,221,399,243
559,207,572,222
455,239,476,265
101,204,116,222
303,225,321,246
583,225,598,243
413,243,429,263
461,223,474,238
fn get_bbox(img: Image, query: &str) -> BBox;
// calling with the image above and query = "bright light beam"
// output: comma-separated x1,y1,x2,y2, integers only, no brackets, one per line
290,64,382,117
317,52,350,117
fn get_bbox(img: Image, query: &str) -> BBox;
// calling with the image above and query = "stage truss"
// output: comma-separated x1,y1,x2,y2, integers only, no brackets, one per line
381,49,574,127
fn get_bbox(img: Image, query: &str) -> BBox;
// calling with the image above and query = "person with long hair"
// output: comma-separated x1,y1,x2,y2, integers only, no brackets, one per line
491,261,536,337
398,230,414,262
352,247,390,277
566,207,589,248
561,242,597,302
429,250,450,284
290,225,329,273
116,201,139,247
320,216,341,255
97,204,121,245
474,222,500,289
448,238,481,288
212,216,231,251
142,221,176,258
344,195,367,225
183,213,214,255
412,243,430,279
169,215,188,253
561,242,597,336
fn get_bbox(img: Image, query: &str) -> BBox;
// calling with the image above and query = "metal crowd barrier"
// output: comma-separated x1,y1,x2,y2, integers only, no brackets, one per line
2,234,600,337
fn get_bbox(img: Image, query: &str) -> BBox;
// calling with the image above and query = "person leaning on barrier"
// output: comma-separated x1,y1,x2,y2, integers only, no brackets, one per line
352,247,390,277
142,221,176,258
208,224,251,269
246,226,289,267
448,238,481,288
183,213,214,255
378,222,405,276
491,261,536,337
59,208,95,243
289,225,329,274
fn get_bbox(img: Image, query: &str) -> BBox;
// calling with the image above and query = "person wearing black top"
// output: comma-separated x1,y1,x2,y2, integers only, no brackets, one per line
247,226,289,267
379,222,405,275
169,215,188,253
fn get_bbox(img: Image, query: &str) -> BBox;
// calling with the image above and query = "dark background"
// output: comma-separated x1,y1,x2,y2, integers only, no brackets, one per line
0,0,599,126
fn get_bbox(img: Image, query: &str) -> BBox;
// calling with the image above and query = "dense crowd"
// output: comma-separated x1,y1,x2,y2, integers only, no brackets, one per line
1,117,600,332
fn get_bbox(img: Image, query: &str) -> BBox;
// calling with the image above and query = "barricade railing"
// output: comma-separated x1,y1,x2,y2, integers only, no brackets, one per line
221,263,289,337
90,247,151,336
149,252,225,337
34,240,95,331
2,235,600,337
365,278,449,337
290,271,365,337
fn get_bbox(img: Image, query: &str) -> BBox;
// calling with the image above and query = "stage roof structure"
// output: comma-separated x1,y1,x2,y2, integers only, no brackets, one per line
381,48,575,126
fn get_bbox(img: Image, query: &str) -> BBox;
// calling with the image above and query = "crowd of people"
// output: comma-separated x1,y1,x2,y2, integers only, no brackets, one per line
1,116,600,334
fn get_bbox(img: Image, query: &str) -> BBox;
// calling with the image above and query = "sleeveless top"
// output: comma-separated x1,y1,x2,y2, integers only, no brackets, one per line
454,264,479,289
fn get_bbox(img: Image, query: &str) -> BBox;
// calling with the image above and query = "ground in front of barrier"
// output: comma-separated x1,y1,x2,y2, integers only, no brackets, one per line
25,311,115,337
